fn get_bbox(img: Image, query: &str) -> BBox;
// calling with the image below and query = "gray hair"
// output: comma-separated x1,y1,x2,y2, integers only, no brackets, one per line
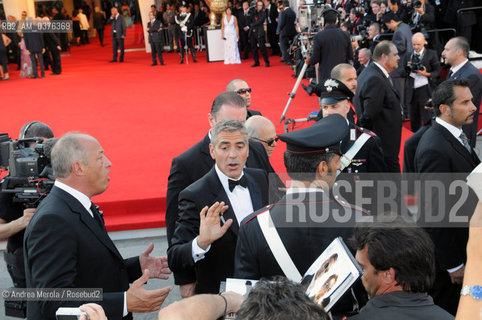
51,133,91,179
226,79,246,92
360,48,372,58
330,63,354,80
210,119,248,146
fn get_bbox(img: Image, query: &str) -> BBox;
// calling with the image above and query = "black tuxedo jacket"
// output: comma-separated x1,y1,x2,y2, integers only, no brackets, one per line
309,25,353,82
415,121,480,270
448,61,482,148
166,133,277,245
265,5,279,30
356,63,402,158
23,30,44,53
249,10,267,38
24,186,142,320
415,121,480,174
167,167,269,293
237,11,249,30
279,7,297,38
147,19,163,43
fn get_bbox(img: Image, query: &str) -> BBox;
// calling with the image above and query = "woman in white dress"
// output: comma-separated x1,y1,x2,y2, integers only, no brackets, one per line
221,7,241,64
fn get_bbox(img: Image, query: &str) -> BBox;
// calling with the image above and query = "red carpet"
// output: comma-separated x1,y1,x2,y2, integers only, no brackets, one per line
0,27,415,231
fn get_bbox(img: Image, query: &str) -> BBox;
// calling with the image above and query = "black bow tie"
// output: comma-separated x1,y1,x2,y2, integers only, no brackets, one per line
228,175,248,192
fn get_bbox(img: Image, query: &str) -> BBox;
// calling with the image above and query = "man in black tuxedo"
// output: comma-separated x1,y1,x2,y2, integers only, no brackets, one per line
356,40,403,172
415,79,480,315
23,18,45,79
108,7,126,62
443,36,482,148
147,11,165,66
237,1,251,60
403,32,440,132
24,133,172,320
168,119,269,294
249,0,270,67
306,9,352,83
226,78,261,118
165,92,279,297
264,0,280,56
278,1,297,65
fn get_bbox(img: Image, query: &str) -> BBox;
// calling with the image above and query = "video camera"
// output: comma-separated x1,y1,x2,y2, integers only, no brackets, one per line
0,133,55,207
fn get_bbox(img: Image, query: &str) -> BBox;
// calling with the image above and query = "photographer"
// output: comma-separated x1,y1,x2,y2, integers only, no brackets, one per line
402,32,439,132
0,121,54,317
409,0,435,32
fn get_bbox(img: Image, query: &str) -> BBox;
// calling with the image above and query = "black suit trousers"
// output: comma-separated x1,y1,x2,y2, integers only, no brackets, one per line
408,85,431,132
112,37,124,61
96,28,105,45
239,30,250,58
151,41,164,64
30,52,45,77
250,35,269,64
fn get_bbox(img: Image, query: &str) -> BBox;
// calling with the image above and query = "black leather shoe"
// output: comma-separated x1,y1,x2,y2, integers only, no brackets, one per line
251,63,260,67
151,63,158,66
109,60,116,63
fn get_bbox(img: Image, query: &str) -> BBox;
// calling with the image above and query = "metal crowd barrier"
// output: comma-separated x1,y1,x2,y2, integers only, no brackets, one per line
158,26,206,51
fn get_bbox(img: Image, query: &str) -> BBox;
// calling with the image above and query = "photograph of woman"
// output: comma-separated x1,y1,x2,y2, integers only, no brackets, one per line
221,6,240,64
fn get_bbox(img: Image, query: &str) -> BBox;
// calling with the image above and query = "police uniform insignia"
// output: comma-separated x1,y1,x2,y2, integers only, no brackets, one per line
323,79,339,92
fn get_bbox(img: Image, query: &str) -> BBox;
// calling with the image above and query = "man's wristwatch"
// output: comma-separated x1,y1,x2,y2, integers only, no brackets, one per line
460,285,482,300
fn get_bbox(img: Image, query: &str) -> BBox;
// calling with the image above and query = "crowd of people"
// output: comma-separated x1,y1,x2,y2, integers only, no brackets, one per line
1,0,482,319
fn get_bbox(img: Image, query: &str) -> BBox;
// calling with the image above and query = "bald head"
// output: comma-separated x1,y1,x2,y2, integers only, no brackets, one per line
227,79,251,107
412,32,426,53
331,64,357,93
246,116,277,157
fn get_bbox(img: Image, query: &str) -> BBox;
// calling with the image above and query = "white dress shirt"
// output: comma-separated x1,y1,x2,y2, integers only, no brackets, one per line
54,180,128,316
435,117,466,147
450,59,469,76
192,165,254,262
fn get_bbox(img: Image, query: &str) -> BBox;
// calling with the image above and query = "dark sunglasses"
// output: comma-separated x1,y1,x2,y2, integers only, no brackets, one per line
235,88,252,94
252,136,278,146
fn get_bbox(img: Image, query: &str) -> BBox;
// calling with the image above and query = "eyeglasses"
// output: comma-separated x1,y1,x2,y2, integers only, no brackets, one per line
252,136,278,146
235,88,252,95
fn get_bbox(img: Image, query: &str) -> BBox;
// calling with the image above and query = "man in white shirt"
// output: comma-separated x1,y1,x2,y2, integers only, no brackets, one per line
77,8,90,44
24,133,172,320
167,119,269,295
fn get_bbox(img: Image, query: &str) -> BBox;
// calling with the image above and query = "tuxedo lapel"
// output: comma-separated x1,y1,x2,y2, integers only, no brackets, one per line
206,168,240,235
373,64,400,98
52,187,124,262
200,133,216,170
434,123,476,166
246,172,262,211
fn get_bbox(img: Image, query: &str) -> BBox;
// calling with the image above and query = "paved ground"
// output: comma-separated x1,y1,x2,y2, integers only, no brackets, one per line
0,230,180,320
